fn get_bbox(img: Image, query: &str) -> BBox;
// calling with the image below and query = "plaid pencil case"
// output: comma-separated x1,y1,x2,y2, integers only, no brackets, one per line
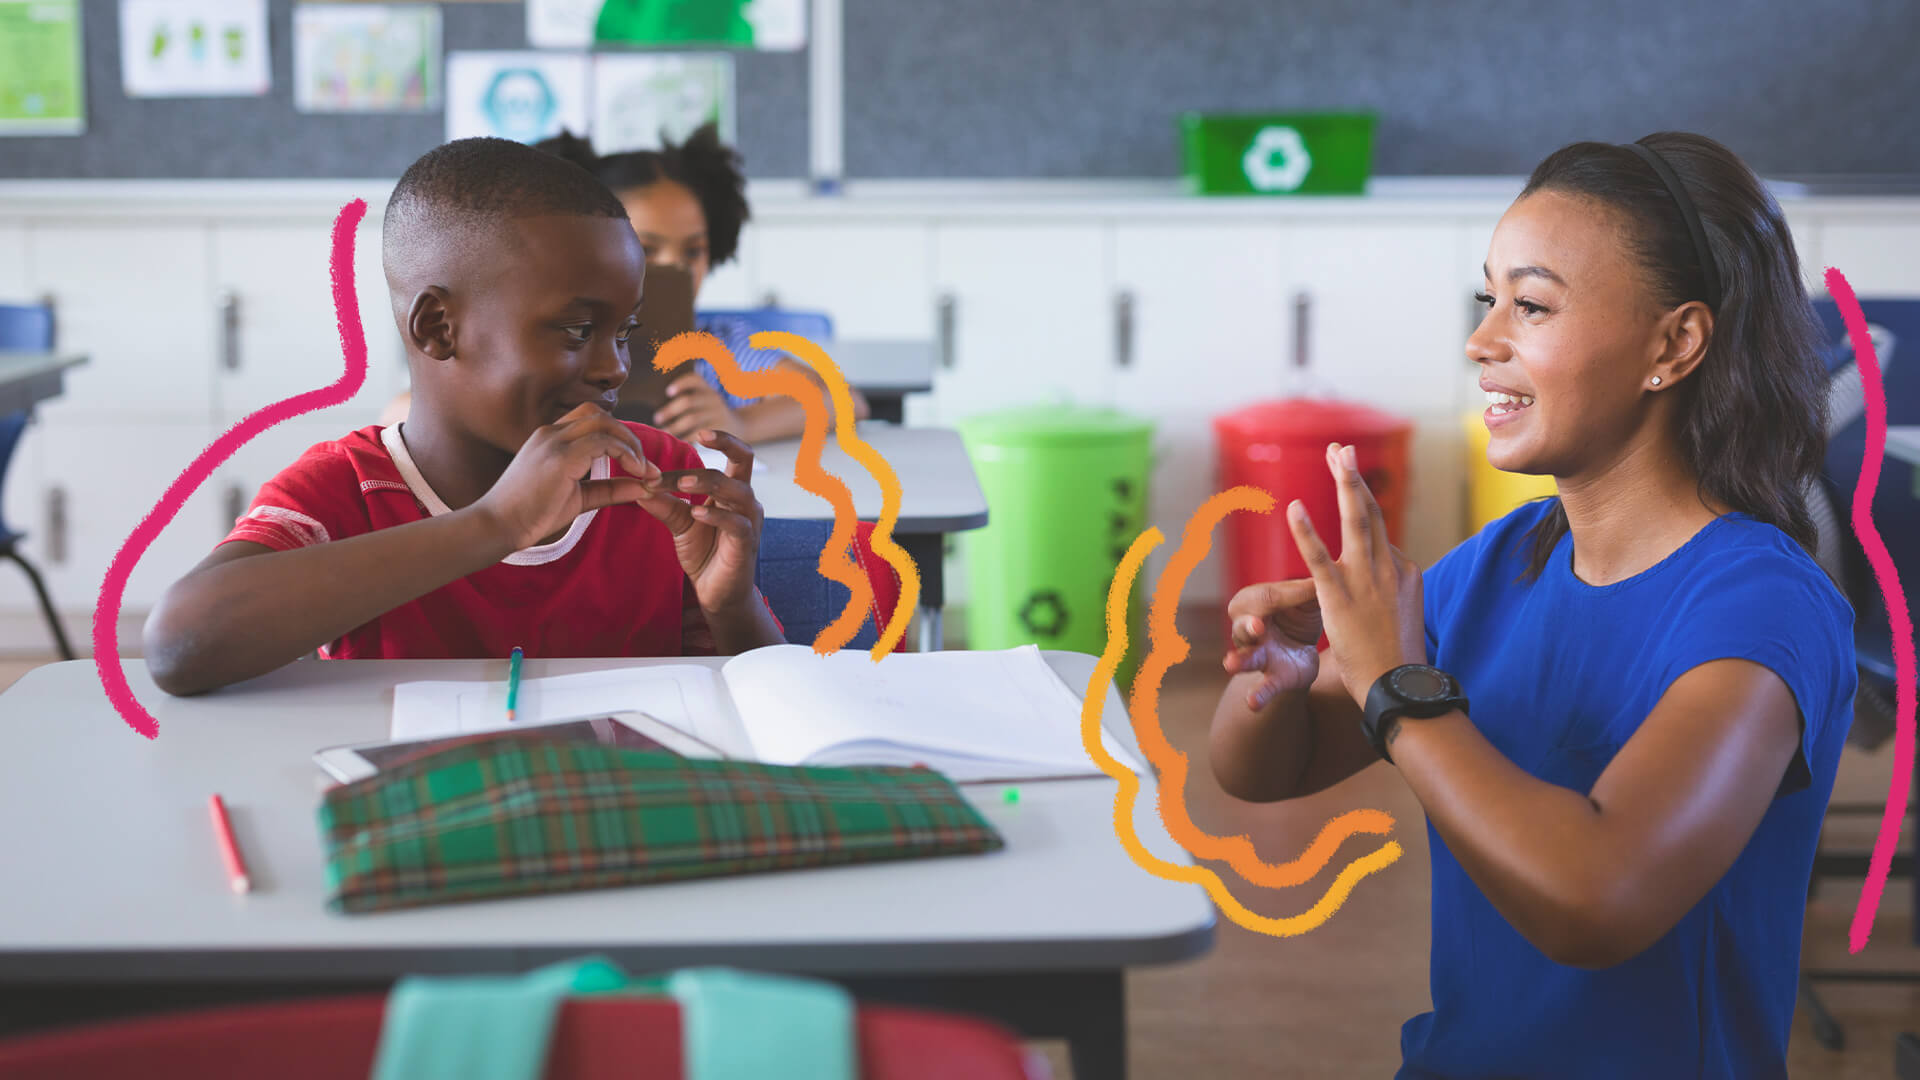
317,733,1006,914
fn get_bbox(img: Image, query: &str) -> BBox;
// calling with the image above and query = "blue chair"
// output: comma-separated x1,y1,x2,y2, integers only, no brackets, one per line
756,518,902,652
0,304,73,660
697,308,835,344
1800,298,1919,1050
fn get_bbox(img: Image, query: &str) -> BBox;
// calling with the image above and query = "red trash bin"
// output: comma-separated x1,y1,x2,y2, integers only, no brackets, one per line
1213,397,1414,601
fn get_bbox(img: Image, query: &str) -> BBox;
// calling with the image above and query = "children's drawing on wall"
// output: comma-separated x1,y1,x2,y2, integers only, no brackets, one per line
591,54,735,152
446,52,589,145
293,2,440,113
0,0,85,134
119,0,269,98
528,0,804,51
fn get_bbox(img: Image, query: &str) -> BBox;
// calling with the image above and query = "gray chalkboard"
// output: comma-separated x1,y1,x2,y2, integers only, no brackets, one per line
843,0,1920,178
1,0,807,179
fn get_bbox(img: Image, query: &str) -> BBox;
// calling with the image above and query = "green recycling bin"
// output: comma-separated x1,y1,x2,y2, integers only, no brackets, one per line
957,407,1154,688
1180,111,1376,196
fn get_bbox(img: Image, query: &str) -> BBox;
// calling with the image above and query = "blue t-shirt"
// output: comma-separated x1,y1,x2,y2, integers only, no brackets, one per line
1399,499,1855,1080
693,314,787,409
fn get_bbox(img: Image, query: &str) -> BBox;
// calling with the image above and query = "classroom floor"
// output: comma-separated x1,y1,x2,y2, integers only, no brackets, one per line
4,634,1915,1078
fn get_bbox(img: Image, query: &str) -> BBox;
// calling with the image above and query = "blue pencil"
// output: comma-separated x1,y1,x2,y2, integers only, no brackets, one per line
506,646,523,723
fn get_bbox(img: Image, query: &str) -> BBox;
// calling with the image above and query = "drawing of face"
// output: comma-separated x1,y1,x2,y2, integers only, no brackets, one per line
484,69,559,143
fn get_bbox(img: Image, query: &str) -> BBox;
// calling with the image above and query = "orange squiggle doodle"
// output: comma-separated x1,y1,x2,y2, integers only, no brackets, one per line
1135,487,1400,888
746,331,920,659
1083,526,1403,938
654,332,872,655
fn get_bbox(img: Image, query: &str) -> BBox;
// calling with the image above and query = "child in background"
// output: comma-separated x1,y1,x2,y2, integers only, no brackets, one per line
145,137,783,696
379,123,869,443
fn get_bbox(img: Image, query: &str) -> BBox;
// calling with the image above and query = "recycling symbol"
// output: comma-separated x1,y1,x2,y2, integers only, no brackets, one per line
1019,590,1069,638
1242,126,1313,193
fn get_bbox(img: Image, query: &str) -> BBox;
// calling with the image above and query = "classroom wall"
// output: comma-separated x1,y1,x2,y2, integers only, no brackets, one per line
5,0,1916,180
844,0,1920,178
0,0,809,179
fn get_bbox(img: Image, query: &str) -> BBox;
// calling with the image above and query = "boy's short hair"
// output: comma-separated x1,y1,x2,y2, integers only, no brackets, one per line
382,137,629,273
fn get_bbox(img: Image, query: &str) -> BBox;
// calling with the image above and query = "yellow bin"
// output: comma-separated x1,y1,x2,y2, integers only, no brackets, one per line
1463,410,1557,534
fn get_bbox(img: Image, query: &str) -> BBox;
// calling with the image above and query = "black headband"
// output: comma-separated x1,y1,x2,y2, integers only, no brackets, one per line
1622,142,1722,309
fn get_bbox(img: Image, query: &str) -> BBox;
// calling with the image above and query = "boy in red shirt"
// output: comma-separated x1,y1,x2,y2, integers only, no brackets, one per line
144,137,783,695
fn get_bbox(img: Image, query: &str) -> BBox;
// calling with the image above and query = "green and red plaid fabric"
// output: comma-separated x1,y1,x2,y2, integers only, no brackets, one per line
318,733,1006,913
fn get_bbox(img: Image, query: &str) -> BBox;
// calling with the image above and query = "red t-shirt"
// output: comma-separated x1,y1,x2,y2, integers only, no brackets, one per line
222,423,714,660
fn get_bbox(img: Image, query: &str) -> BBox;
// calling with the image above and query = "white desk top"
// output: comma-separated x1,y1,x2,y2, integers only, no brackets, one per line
750,424,988,535
831,340,935,393
0,653,1212,981
1887,426,1920,467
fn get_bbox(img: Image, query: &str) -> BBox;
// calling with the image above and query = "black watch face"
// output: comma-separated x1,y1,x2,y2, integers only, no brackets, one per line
1390,666,1451,701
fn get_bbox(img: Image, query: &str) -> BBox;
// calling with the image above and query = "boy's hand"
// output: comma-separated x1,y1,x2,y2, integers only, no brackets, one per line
636,430,762,613
475,403,662,552
656,374,741,440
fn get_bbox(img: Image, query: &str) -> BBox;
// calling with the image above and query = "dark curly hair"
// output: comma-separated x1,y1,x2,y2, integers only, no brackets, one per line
1512,132,1829,582
532,123,750,266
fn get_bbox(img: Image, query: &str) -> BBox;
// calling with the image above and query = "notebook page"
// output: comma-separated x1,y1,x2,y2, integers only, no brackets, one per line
389,666,750,756
719,644,1145,774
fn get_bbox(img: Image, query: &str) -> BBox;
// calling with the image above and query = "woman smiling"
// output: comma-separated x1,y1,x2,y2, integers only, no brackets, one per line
1211,132,1854,1079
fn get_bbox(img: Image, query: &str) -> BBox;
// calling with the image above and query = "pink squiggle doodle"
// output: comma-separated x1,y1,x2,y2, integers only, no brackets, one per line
95,199,370,739
1829,268,1918,953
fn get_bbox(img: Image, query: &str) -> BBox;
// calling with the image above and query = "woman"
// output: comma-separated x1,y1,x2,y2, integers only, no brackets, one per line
380,124,868,441
1211,132,1854,1078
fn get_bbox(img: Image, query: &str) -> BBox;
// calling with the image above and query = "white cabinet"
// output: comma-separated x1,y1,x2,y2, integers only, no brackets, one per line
27,223,214,422
1820,220,1920,295
748,222,934,338
0,223,28,300
29,420,223,614
1111,221,1464,601
927,223,1115,426
211,219,400,426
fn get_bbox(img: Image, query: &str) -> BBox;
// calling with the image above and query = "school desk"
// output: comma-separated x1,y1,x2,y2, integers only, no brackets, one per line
750,424,988,652
833,340,936,425
0,353,85,416
0,652,1211,1080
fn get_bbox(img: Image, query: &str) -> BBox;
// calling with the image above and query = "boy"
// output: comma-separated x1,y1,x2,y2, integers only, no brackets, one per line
144,138,783,696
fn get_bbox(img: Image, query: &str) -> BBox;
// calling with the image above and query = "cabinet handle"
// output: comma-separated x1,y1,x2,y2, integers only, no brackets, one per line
36,292,57,346
937,293,957,371
758,290,780,308
46,487,66,566
1292,290,1312,371
1114,290,1135,369
225,484,246,527
218,289,241,371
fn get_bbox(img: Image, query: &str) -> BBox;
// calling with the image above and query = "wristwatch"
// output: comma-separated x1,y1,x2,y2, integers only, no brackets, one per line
1362,665,1468,764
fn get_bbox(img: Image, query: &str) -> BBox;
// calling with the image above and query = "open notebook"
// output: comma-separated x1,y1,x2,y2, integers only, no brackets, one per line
389,645,1146,784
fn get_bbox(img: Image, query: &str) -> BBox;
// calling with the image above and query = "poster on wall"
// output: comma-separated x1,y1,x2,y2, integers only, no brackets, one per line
293,3,440,112
446,51,590,145
591,54,734,153
120,0,270,98
529,0,804,51
0,0,85,135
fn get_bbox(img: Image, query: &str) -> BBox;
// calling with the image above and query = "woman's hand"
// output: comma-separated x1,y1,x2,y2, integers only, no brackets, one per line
1286,442,1427,707
655,373,741,440
1221,578,1324,712
633,430,762,615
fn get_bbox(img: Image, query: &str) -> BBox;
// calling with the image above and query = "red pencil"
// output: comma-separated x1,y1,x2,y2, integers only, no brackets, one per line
207,794,251,894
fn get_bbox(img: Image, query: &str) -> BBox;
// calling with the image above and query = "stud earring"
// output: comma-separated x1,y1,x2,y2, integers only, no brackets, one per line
1650,376,1663,386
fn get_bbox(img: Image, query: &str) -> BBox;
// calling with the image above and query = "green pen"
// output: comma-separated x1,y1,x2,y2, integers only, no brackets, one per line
506,646,524,723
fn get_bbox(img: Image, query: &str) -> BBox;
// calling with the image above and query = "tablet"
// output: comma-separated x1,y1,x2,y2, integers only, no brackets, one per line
313,711,726,784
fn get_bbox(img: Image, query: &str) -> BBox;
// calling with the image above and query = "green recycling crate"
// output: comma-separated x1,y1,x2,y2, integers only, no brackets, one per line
1180,111,1376,196
957,407,1153,689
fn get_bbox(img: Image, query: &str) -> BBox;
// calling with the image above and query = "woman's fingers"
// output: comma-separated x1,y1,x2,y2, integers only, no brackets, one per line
1287,498,1336,584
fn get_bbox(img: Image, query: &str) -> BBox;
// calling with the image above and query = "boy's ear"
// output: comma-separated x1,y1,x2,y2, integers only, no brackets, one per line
406,287,456,361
